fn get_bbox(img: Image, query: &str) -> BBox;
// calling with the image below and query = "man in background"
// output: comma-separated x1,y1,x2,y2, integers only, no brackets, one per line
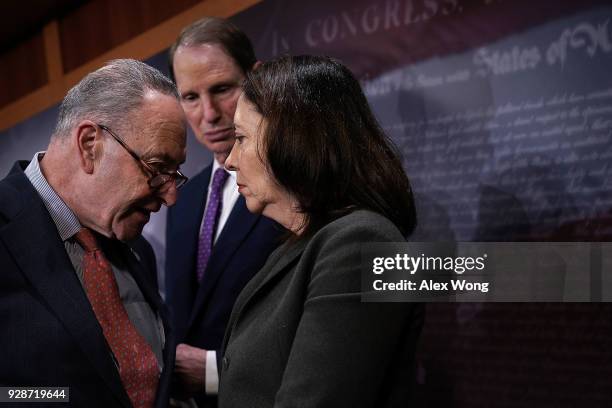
0,59,187,407
165,17,281,407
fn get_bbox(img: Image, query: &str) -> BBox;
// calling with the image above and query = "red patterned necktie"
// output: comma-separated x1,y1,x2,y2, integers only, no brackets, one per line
75,228,159,408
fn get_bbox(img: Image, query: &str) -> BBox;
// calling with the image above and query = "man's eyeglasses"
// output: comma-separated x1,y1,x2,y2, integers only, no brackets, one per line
97,124,188,189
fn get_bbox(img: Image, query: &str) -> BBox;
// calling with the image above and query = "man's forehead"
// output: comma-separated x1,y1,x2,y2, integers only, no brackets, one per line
140,89,183,112
126,92,187,162
175,43,236,67
132,92,185,129
140,134,186,166
174,44,243,83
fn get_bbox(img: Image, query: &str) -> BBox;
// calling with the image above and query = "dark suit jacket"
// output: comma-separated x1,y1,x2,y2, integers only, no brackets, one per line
0,161,176,408
165,164,281,354
219,210,424,408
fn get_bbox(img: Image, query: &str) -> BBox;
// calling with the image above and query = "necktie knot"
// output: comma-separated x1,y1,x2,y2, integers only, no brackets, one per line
74,228,99,252
211,168,229,192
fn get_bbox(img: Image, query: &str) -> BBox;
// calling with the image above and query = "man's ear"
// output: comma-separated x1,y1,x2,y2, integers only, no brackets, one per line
75,121,99,174
252,60,263,70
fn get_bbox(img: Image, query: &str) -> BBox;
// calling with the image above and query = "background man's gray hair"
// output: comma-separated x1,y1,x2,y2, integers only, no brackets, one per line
53,58,179,138
168,17,256,81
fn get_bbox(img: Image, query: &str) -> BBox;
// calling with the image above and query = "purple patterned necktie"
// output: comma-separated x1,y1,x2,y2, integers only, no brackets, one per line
196,168,229,282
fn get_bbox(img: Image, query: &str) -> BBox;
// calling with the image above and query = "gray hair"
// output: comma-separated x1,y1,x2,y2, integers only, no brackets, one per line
53,59,179,137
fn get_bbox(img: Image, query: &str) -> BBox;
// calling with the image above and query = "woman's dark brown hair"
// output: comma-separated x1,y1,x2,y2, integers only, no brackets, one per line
242,55,416,238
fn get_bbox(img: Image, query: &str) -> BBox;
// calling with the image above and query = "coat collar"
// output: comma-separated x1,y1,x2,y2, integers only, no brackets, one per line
221,237,307,352
164,165,210,338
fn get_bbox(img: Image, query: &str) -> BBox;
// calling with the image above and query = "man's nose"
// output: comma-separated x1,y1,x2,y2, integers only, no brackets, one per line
158,182,179,207
202,96,221,123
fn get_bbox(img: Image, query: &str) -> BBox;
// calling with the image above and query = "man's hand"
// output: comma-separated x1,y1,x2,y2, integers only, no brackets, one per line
173,343,207,399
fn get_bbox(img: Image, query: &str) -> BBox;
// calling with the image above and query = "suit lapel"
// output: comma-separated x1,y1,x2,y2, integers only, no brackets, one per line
0,175,131,408
187,196,260,329
174,166,211,269
222,239,306,351
120,242,175,408
168,166,211,335
121,242,163,314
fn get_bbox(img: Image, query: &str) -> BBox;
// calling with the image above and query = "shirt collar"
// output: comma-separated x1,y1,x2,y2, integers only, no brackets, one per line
24,151,82,241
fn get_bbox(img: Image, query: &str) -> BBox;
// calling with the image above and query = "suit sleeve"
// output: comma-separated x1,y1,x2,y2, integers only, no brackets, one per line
273,217,424,407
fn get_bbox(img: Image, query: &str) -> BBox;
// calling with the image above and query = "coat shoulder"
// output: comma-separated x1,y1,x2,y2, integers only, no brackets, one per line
0,167,29,223
313,210,405,244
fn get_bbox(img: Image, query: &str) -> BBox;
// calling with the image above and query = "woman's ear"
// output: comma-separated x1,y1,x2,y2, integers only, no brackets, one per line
75,121,99,174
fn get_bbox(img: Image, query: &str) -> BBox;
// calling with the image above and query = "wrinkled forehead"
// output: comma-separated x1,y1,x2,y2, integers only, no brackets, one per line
142,125,186,167
125,91,187,165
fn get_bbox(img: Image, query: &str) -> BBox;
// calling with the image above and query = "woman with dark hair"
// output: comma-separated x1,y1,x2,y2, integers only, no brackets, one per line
221,55,423,407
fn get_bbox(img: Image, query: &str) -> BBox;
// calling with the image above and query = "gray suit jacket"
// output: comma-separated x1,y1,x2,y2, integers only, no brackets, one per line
219,210,424,407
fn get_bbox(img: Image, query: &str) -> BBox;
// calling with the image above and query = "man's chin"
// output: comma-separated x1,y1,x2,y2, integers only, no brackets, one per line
114,208,153,240
214,151,231,165
113,221,146,242
200,139,234,159
115,231,143,243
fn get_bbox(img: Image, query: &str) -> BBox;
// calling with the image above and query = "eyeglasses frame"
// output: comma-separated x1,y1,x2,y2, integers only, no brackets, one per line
97,123,188,189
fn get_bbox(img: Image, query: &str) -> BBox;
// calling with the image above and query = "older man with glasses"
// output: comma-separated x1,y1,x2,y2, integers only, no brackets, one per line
0,59,186,408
